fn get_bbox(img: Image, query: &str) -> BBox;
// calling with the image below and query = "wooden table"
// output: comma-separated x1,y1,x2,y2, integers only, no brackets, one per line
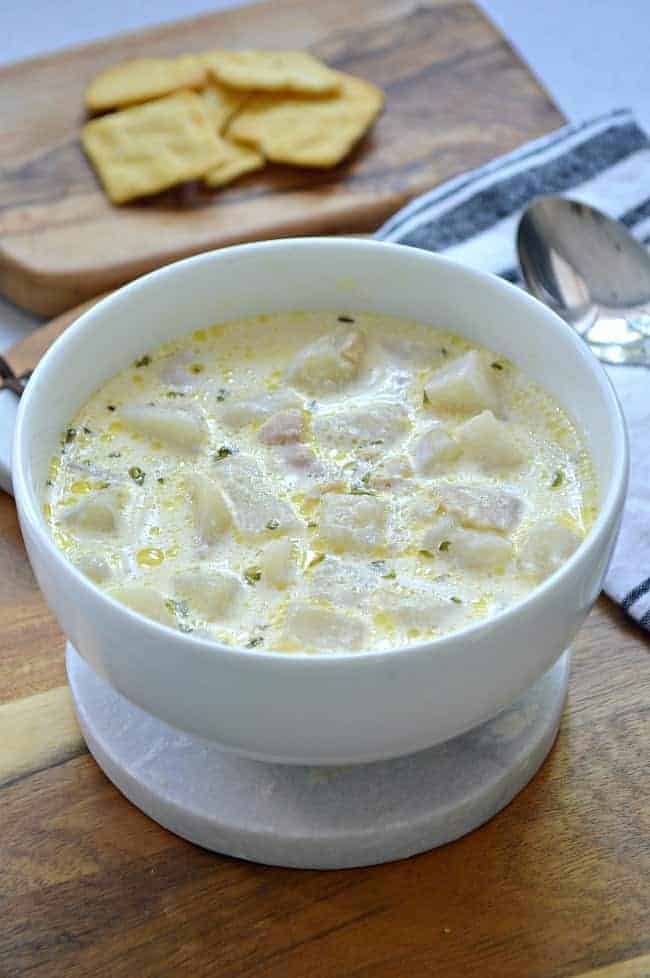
1,0,650,974
2,492,649,978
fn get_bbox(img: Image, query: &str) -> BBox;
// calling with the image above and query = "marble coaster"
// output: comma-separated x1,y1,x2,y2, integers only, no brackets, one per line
67,644,570,870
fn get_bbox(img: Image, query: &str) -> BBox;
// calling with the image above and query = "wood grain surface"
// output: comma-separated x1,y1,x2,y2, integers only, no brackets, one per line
0,0,562,317
2,8,649,976
1,306,650,978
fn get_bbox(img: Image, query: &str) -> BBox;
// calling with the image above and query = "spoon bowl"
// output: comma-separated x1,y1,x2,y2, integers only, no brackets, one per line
517,196,650,365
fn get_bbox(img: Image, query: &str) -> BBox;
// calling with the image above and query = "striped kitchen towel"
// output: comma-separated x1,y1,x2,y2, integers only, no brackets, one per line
377,108,650,631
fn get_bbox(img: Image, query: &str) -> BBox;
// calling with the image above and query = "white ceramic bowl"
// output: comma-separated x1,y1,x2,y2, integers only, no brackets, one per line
12,239,627,765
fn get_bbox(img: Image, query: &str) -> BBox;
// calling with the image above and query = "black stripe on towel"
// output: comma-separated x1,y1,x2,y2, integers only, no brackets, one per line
622,576,650,610
378,110,634,237
395,122,647,252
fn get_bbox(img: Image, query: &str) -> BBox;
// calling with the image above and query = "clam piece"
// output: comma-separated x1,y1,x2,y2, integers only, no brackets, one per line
437,483,523,533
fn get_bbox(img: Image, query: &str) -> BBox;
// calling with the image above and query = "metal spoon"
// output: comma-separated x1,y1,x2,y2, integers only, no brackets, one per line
517,196,650,366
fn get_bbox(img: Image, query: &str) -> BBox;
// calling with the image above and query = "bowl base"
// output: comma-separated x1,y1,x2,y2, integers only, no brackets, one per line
67,644,570,870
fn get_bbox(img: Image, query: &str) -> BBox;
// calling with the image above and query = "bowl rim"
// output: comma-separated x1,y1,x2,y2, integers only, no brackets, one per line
13,237,629,669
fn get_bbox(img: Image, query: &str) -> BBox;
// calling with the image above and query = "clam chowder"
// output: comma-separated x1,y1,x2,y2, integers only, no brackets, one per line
44,312,597,652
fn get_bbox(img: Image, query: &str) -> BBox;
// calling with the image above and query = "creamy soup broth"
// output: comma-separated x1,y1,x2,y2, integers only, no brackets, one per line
44,312,598,652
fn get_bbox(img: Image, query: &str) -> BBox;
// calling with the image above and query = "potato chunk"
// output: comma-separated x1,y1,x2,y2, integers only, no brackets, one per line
120,404,208,453
284,601,367,651
108,585,175,627
219,390,302,429
309,556,378,609
424,351,498,415
313,399,409,451
449,529,512,571
518,520,582,579
63,486,130,536
455,411,524,468
437,483,523,533
286,329,365,394
411,422,461,474
319,494,387,553
174,568,241,620
75,553,112,583
215,455,302,537
380,584,463,631
420,514,457,555
189,473,231,544
261,538,296,589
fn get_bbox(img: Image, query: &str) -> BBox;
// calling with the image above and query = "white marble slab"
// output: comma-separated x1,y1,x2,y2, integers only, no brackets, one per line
68,644,570,870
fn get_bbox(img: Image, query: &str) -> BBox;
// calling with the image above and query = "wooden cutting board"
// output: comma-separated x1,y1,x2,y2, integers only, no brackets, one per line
0,0,562,317
2,291,650,978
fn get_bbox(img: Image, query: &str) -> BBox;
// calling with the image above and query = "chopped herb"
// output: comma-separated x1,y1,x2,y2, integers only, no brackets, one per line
65,427,77,443
419,548,434,558
107,404,116,412
134,354,151,368
368,439,384,446
157,477,165,484
266,518,280,530
214,446,233,461
246,636,264,648
350,484,376,496
491,361,504,370
45,479,53,487
423,390,430,405
361,472,371,485
450,596,463,604
308,399,318,411
244,566,262,585
551,470,564,489
189,363,204,375
382,569,397,580
166,390,185,398
371,559,386,569
95,480,110,490
338,315,355,323
178,623,194,634
439,540,451,552
165,598,189,618
306,552,325,570
108,451,122,458
441,347,448,357
128,466,145,485
82,426,92,435
216,388,228,402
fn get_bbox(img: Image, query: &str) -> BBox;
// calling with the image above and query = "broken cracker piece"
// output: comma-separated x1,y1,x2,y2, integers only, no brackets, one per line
85,55,207,112
81,91,223,204
204,49,341,95
227,71,384,167
203,136,265,188
201,80,251,133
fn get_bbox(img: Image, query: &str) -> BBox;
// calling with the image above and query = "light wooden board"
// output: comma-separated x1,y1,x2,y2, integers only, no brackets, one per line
0,0,562,316
1,293,650,978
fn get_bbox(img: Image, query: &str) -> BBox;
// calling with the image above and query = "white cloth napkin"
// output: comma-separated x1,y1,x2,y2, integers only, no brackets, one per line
377,108,650,630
